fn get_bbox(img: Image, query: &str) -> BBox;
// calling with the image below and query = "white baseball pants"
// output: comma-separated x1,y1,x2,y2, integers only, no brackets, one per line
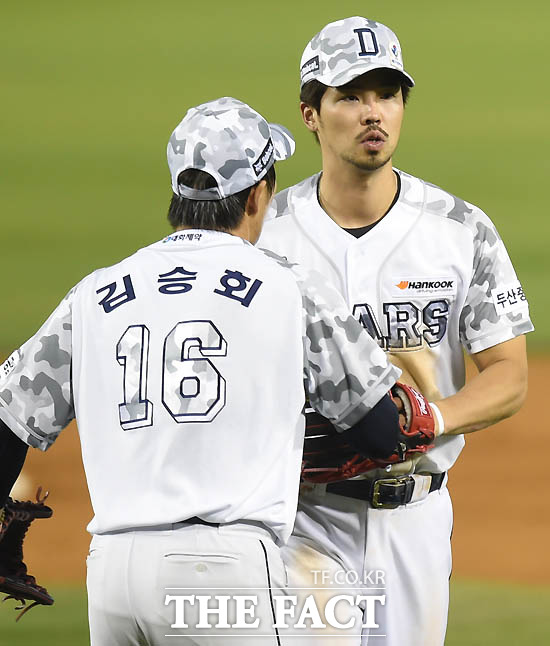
281,484,453,646
86,521,287,645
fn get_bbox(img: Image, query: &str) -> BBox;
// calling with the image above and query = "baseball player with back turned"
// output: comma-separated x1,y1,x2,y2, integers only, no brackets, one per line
0,97,414,643
258,16,534,646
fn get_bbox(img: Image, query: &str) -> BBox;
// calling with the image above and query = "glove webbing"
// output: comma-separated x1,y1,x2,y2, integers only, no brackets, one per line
0,488,54,620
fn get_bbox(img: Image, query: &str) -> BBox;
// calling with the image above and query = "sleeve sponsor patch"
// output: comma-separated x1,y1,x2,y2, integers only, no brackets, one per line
491,281,528,314
0,350,21,383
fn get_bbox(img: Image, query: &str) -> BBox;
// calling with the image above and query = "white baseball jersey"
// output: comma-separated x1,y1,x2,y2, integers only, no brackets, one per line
0,229,398,542
259,169,534,473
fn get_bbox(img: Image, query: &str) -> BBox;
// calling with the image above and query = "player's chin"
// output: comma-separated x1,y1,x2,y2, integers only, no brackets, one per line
353,154,391,172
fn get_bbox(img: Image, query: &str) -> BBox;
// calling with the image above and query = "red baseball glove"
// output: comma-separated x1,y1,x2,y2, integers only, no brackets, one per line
302,382,436,483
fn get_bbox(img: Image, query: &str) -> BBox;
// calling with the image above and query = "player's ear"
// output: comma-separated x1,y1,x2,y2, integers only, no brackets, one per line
244,179,269,216
243,180,272,244
245,180,269,217
301,102,318,133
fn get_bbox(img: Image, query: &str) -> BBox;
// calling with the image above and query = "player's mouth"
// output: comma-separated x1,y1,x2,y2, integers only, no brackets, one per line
359,128,388,151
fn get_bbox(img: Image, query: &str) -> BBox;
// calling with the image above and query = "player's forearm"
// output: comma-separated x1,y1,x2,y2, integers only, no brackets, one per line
436,366,526,435
0,419,28,507
434,336,528,436
341,394,400,458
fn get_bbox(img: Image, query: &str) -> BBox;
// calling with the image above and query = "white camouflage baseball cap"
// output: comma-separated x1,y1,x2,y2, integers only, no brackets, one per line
300,16,415,89
167,97,295,200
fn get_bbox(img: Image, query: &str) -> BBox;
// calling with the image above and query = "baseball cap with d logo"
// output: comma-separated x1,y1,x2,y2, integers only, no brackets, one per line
167,97,295,200
300,16,415,89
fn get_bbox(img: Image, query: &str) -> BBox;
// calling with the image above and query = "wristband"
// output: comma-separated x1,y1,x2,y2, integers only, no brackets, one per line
429,402,445,437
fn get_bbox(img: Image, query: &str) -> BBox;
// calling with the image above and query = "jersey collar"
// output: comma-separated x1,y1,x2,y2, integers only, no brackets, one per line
156,229,251,248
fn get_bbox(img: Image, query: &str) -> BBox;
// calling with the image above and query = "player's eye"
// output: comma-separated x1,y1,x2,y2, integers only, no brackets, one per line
341,95,359,102
380,88,399,99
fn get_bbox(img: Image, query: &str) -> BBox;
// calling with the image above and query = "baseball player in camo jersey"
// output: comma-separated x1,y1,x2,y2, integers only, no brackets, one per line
0,97,411,643
258,16,534,646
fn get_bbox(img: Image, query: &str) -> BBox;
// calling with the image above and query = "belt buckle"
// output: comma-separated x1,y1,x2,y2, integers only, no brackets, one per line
371,477,409,509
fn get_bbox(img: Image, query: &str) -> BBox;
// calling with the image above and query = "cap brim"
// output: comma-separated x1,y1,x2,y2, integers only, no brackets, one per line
305,65,415,89
394,69,415,87
331,65,415,88
269,123,296,161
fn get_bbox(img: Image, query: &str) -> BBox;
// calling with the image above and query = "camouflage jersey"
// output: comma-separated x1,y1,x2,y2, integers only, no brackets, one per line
258,169,534,473
0,230,398,540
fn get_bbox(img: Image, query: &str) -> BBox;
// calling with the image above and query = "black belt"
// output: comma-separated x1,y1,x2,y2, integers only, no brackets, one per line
325,473,446,509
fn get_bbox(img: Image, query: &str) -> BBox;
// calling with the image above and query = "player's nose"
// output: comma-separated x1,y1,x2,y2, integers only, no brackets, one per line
359,94,381,124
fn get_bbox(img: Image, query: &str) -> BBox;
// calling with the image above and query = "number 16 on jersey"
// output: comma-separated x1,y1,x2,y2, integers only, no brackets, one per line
116,321,228,431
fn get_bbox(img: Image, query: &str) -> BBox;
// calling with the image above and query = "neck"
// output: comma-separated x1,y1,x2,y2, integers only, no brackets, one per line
318,161,397,228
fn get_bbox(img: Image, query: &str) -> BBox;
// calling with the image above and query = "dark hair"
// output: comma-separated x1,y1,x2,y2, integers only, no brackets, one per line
167,164,276,231
300,72,412,113
300,79,329,114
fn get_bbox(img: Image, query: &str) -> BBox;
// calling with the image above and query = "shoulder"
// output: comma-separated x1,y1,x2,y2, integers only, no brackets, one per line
257,247,338,305
202,243,302,290
257,247,309,288
271,173,321,219
398,169,501,246
259,174,320,250
256,247,303,285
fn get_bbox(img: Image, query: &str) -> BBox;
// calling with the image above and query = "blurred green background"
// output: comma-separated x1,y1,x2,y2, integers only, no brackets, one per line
2,0,549,352
2,0,549,642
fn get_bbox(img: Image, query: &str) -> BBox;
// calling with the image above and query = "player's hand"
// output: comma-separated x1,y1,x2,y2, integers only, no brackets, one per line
390,382,436,455
391,393,407,428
